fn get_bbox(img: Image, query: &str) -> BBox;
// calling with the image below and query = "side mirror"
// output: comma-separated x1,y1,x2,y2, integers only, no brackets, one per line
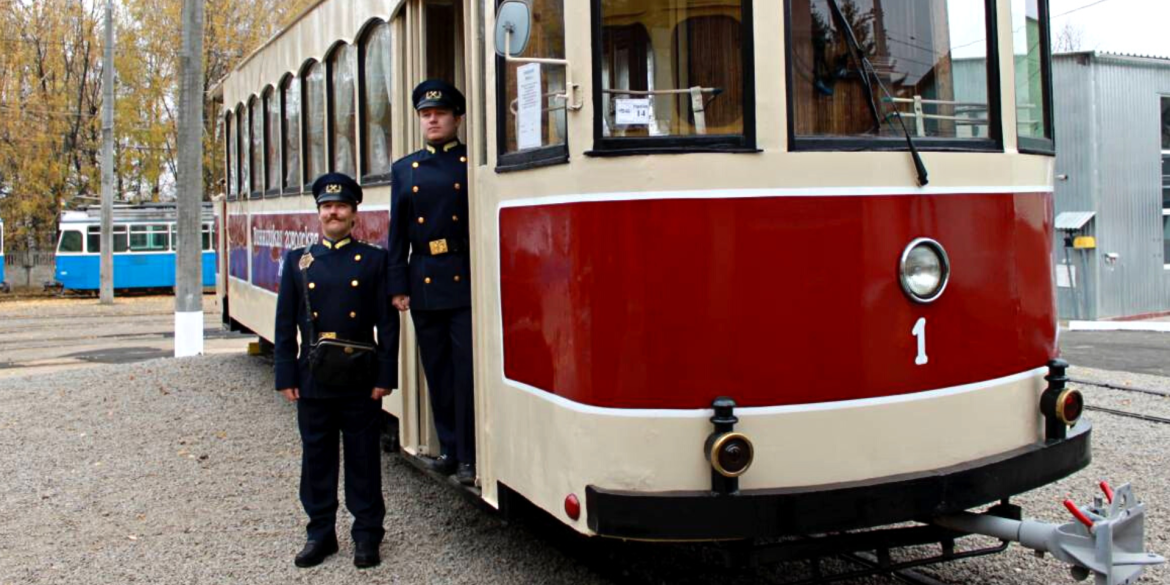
495,0,531,58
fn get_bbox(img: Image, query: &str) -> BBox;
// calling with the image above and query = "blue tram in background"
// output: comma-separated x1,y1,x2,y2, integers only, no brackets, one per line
54,204,216,291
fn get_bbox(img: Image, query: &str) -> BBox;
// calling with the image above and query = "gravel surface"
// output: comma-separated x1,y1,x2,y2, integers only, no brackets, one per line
0,355,1166,585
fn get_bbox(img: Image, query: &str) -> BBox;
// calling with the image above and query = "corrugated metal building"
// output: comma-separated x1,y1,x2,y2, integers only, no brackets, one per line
1052,52,1170,320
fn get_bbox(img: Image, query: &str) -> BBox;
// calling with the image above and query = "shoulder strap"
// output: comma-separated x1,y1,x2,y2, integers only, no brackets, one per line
298,249,317,345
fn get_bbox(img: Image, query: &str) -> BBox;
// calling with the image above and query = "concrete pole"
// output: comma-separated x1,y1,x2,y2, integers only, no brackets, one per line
174,0,205,357
99,0,114,305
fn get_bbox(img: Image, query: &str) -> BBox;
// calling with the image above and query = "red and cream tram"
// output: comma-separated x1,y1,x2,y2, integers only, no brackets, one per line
213,0,1161,579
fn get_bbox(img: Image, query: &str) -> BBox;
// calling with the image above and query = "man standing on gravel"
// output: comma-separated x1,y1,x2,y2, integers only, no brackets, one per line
274,173,398,569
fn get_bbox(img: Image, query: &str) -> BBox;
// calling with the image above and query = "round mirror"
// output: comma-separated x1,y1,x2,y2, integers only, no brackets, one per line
494,0,531,57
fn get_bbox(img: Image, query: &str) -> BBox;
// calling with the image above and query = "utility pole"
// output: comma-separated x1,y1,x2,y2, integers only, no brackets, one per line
99,0,115,305
175,0,205,357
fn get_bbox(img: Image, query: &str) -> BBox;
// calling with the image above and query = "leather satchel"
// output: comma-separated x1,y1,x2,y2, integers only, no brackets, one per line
299,249,378,388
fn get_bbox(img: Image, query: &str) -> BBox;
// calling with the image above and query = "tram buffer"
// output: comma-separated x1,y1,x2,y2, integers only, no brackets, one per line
388,79,476,485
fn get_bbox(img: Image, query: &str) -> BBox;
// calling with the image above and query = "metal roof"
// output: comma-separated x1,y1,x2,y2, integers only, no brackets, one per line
1054,211,1096,231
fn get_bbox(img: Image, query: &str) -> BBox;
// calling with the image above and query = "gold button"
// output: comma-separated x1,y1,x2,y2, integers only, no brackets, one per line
417,217,425,224
424,277,432,284
460,156,467,163
454,275,461,282
312,312,318,319
452,215,459,222
350,311,357,318
454,183,461,190
412,186,419,193
308,282,316,290
412,162,419,168
351,280,359,287
354,254,362,262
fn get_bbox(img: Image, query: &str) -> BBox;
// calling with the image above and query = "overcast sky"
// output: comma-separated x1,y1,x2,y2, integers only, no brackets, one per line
1051,0,1170,57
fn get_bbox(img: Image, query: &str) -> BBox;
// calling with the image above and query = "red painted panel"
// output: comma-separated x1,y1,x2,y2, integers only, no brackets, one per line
498,192,1056,409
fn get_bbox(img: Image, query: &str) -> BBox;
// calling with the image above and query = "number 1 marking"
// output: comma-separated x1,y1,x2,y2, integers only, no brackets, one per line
912,317,928,366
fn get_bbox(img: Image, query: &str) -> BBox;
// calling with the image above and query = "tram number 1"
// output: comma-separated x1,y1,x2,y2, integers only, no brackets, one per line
912,317,928,366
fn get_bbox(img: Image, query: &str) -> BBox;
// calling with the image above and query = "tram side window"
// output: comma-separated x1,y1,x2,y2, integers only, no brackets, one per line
594,0,751,148
238,106,250,195
264,87,281,195
129,225,169,252
360,21,394,181
86,225,128,253
303,60,328,188
225,114,236,200
497,0,568,167
1012,0,1052,150
329,44,358,178
58,230,83,253
282,76,303,192
250,96,264,196
789,0,995,144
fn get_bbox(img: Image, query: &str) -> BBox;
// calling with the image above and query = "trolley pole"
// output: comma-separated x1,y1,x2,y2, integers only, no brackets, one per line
174,0,205,357
99,0,115,305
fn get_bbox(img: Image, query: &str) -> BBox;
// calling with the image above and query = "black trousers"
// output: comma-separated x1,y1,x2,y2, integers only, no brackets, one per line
411,306,475,464
296,397,386,544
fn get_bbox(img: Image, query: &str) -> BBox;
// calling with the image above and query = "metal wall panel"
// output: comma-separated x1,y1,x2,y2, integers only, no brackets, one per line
1053,55,1099,320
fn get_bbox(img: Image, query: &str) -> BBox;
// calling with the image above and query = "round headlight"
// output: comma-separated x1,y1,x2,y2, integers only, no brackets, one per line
708,432,754,478
899,238,950,303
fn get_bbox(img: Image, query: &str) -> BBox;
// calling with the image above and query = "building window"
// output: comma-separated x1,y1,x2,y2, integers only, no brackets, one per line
789,0,997,146
225,114,236,200
1011,0,1052,150
1162,97,1170,267
593,0,754,152
497,0,568,168
360,21,394,181
328,44,357,178
249,96,264,196
282,75,302,193
303,60,327,188
264,87,281,196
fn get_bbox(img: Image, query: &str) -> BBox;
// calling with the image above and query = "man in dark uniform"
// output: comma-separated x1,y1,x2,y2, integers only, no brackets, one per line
387,79,475,485
274,173,398,569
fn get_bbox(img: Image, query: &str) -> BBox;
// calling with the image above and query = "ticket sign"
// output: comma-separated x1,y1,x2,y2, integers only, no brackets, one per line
615,98,652,125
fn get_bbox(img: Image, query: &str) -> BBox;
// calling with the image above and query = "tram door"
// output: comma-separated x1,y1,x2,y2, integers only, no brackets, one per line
394,0,468,460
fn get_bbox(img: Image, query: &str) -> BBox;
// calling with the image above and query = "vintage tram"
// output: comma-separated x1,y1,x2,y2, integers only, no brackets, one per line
213,0,1160,580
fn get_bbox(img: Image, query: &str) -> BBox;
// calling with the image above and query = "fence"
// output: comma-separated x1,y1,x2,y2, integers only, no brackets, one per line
3,250,57,289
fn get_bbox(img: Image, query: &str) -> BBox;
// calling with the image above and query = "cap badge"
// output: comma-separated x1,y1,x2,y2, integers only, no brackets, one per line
324,184,343,194
426,90,443,100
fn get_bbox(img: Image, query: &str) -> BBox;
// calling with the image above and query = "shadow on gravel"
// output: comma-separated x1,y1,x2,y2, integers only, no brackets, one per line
64,346,171,364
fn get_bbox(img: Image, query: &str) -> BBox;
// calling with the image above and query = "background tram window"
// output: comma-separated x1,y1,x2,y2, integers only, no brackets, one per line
789,0,992,140
282,76,302,192
328,44,358,178
249,96,264,196
129,225,169,252
303,61,327,188
361,21,394,180
598,0,746,139
86,225,128,253
499,0,567,156
57,231,83,254
170,225,214,251
264,87,281,195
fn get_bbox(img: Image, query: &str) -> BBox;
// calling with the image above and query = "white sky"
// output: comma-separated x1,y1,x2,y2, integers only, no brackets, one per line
1050,0,1170,57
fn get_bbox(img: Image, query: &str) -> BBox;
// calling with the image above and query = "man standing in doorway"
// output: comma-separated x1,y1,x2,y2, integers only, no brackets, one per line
387,79,475,485
274,173,398,569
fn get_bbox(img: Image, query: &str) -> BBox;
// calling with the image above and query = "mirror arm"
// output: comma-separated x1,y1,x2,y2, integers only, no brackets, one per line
504,29,582,111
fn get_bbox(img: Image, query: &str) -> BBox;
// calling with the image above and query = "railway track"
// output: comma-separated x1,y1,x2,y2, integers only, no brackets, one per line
1071,378,1170,426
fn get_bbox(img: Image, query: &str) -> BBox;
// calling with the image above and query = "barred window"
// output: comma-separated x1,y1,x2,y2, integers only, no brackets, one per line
303,60,327,188
361,21,394,179
282,76,302,191
329,44,357,178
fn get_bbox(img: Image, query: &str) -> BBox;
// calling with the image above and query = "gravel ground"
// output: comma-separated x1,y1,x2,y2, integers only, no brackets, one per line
0,356,1166,585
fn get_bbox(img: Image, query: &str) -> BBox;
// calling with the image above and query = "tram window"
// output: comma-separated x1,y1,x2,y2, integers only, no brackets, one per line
496,0,568,169
249,96,264,196
789,0,996,145
58,231,83,254
1012,0,1052,151
593,0,752,150
303,60,328,189
171,225,214,251
328,44,357,178
129,225,169,252
264,87,281,196
87,225,128,253
237,106,249,196
282,76,302,193
225,114,236,200
360,21,394,181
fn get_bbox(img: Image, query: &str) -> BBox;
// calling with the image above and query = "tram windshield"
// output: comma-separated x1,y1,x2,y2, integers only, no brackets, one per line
790,0,993,141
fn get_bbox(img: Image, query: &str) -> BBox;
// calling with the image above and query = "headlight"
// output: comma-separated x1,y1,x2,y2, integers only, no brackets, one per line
899,238,950,303
706,432,754,478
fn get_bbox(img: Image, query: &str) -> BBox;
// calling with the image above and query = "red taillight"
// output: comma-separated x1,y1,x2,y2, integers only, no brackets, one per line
1057,389,1084,425
564,494,580,521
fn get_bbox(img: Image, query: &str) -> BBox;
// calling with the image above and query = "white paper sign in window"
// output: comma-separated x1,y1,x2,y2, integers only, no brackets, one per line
517,62,543,151
615,98,652,125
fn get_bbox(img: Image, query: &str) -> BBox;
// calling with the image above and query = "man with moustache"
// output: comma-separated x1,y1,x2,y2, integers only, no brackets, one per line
387,79,476,485
274,173,398,569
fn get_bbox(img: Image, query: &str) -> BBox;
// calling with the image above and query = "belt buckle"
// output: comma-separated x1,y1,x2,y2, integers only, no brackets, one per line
429,239,449,255
319,332,337,340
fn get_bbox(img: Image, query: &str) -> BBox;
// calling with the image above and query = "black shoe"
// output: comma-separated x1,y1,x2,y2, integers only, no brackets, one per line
456,462,476,486
294,538,339,568
424,454,456,475
354,541,381,569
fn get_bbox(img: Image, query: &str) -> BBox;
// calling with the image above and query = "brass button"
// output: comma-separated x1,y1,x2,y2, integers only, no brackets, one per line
412,186,419,193
349,311,357,318
312,312,318,319
453,275,461,282
452,215,459,222
454,183,461,190
308,282,316,290
412,162,419,169
351,280,359,287
460,156,467,163
417,217,425,224
424,277,432,284
354,254,362,262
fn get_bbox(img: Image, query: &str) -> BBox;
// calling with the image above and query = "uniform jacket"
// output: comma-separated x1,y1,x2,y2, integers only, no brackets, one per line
388,141,471,311
274,238,399,398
